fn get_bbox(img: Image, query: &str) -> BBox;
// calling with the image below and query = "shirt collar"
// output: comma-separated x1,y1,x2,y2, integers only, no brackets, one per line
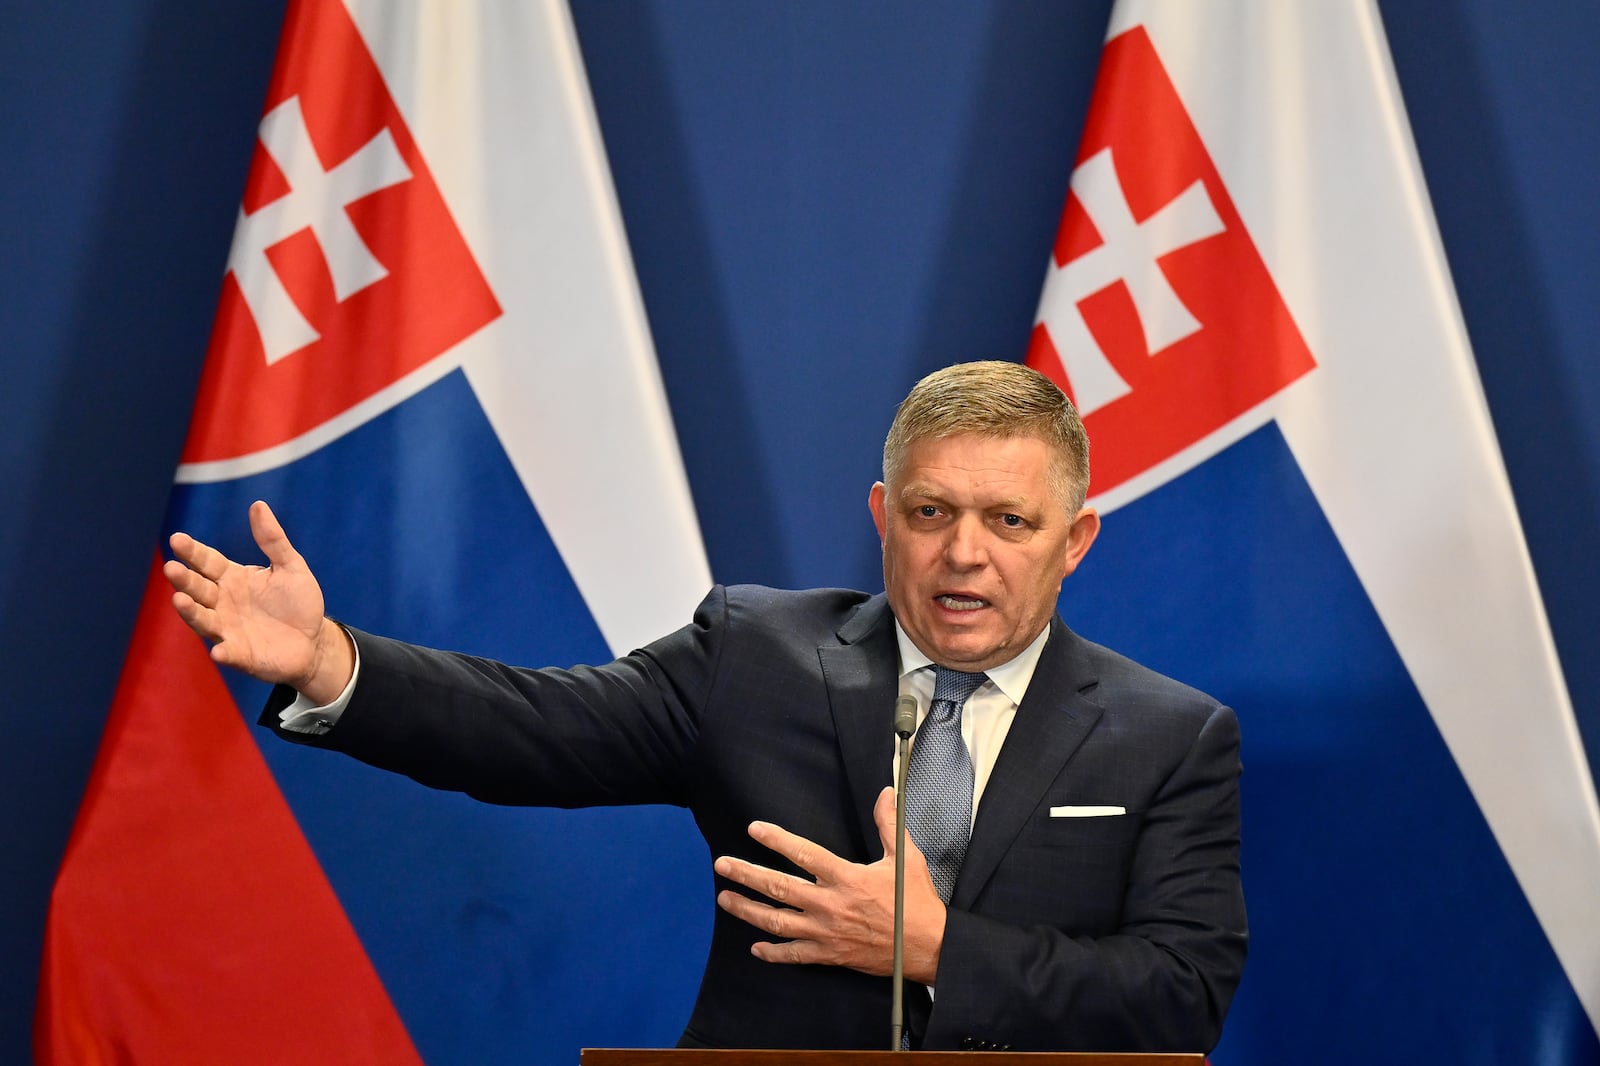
891,618,1052,707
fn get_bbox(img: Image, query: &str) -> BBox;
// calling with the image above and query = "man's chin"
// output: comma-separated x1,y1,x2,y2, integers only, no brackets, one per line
923,635,1002,672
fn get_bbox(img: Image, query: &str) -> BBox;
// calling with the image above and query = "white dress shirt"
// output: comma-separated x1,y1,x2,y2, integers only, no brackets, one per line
892,621,1052,826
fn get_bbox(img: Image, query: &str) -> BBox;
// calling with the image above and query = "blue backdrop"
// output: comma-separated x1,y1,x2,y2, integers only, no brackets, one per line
4,1,1598,1060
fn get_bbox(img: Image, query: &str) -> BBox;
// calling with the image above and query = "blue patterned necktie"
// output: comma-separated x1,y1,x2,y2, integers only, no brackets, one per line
905,666,987,904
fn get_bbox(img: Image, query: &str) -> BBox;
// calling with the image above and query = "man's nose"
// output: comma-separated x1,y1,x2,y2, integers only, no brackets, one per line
942,514,989,568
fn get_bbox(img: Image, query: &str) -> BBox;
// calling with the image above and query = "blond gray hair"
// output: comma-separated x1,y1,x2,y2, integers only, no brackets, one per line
882,361,1090,514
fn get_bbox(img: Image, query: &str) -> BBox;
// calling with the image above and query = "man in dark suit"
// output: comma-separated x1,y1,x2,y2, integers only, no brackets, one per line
165,361,1246,1051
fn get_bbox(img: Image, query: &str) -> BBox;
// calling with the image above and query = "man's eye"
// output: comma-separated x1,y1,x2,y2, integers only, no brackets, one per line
1000,514,1024,528
917,505,940,518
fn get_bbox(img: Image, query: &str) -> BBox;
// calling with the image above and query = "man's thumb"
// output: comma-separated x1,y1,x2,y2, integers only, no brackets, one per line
875,785,899,857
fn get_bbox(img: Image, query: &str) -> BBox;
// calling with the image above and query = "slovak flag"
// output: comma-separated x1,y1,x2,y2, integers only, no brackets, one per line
1030,2,1600,1061
35,1,711,1062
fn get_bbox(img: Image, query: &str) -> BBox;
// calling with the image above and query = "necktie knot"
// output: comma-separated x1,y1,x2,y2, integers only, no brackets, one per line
931,666,987,708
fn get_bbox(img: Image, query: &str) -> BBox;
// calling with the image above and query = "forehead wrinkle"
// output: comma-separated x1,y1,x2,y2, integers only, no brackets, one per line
897,478,1039,513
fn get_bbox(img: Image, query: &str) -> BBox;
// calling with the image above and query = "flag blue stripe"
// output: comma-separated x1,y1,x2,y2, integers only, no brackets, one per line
167,370,708,1061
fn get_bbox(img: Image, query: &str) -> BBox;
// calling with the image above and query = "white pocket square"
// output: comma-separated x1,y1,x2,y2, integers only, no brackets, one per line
1049,805,1126,818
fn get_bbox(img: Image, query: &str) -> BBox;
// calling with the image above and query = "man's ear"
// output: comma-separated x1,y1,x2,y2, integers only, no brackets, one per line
868,482,888,541
1061,506,1101,578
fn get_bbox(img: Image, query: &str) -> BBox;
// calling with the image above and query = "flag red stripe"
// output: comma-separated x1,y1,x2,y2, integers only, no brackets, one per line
35,557,421,1064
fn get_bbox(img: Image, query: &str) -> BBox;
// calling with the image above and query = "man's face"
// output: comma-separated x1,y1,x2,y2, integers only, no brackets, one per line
869,432,1099,673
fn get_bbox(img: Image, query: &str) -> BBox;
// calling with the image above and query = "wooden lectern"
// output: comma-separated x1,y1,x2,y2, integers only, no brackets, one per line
582,1051,1204,1065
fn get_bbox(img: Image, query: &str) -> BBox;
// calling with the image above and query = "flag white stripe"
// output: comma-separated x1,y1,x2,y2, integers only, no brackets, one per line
173,351,468,484
349,0,712,656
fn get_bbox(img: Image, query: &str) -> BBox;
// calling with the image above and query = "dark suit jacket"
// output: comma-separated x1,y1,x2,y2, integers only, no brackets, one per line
263,584,1246,1051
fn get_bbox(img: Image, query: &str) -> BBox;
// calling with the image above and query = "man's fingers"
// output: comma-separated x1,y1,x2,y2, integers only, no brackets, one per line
876,781,934,870
162,557,204,601
750,938,821,966
715,890,826,965
874,786,897,857
248,500,302,572
872,785,930,870
208,639,254,673
168,530,233,583
716,822,901,978
714,855,816,908
162,558,219,609
745,820,844,881
169,589,216,637
717,888,793,936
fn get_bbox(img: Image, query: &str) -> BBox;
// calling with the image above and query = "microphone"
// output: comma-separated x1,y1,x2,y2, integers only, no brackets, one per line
890,693,917,1050
894,694,917,739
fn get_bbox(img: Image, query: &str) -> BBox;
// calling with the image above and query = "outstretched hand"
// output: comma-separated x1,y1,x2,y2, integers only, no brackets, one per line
164,500,353,704
713,786,947,985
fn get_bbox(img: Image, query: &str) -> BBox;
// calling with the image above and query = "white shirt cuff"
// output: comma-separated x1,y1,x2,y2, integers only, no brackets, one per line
277,631,360,735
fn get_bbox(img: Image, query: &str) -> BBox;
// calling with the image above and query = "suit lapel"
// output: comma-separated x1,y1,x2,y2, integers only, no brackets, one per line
951,618,1104,910
819,595,900,859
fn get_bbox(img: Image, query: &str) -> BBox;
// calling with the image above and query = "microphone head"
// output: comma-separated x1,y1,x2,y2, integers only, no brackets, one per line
893,694,917,738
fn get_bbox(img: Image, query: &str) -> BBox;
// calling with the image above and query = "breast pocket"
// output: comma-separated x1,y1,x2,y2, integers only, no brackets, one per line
981,808,1145,934
1032,807,1142,847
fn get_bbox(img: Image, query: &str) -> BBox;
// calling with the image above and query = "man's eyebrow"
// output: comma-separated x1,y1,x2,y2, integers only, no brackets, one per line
896,482,951,504
896,482,937,499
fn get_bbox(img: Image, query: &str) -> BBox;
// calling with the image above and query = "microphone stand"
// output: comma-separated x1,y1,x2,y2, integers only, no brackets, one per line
890,694,917,1051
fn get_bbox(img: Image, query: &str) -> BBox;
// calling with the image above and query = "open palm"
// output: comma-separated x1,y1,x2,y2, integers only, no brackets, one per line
164,500,336,693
